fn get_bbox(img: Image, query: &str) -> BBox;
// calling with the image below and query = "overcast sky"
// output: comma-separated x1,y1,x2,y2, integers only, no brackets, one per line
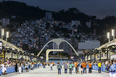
2,0,116,19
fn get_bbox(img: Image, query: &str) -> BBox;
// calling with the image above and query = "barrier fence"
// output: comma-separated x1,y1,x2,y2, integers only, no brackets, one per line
92,64,107,72
81,64,107,72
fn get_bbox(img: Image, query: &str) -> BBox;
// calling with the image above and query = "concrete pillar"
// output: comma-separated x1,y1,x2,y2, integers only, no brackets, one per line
17,53,18,59
107,49,109,60
94,54,96,61
100,50,102,61
11,52,13,59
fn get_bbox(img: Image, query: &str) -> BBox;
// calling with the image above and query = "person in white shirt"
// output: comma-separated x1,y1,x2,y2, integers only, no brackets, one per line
18,64,22,74
50,63,53,70
4,65,7,75
1,62,4,75
29,62,31,69
25,63,29,72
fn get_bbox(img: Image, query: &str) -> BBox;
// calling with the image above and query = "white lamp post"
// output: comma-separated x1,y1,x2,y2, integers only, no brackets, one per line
6,31,9,42
1,29,4,39
107,32,110,42
111,29,115,40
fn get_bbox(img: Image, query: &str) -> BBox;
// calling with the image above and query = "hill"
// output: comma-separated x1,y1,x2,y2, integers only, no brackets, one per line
0,1,94,22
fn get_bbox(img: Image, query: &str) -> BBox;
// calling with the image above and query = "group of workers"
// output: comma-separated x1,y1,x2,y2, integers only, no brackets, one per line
42,60,116,77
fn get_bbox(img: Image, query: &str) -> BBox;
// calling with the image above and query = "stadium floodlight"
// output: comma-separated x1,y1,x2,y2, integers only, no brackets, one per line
1,29,4,39
6,31,9,41
107,32,110,42
111,29,115,40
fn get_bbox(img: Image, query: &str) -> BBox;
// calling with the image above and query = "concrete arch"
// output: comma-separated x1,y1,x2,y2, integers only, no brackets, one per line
37,38,79,57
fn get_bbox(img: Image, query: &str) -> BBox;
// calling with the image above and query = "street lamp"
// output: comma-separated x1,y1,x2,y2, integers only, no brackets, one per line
1,29,4,39
6,31,9,42
107,32,110,42
111,29,115,40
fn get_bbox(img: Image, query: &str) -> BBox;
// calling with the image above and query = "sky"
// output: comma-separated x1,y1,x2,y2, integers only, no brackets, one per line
2,0,116,19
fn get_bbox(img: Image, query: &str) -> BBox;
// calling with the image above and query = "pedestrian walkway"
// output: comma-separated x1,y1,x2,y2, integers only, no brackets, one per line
3,66,110,77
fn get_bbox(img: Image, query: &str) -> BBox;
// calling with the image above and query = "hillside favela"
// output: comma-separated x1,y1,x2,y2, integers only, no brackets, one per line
0,0,116,77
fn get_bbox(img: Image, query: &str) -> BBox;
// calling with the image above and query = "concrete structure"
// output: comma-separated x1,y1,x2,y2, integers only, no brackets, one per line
94,39,116,60
46,49,63,62
45,12,52,19
37,38,79,57
37,38,79,61
0,39,32,61
111,54,116,60
86,21,91,28
71,20,80,26
78,40,100,50
0,18,10,26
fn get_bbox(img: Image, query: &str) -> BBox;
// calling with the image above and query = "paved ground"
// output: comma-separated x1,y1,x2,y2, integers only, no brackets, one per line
2,66,110,77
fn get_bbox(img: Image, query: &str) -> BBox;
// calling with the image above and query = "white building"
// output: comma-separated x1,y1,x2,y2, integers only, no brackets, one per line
86,21,91,28
78,40,100,50
71,20,80,26
45,12,52,19
0,18,10,26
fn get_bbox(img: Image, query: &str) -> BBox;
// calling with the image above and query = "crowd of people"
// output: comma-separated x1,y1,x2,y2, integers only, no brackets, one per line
0,59,116,77
55,61,93,75
0,59,40,76
41,60,116,77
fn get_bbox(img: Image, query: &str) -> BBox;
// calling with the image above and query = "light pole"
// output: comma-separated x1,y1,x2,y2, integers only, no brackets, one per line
6,31,9,42
107,32,110,42
1,29,4,39
111,29,115,40
99,50,102,61
106,48,109,60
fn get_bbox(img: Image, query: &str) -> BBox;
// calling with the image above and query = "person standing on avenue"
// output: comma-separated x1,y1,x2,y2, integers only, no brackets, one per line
1,62,4,75
69,62,73,74
88,62,92,73
81,64,83,74
18,64,22,74
98,61,102,73
64,62,68,74
4,65,7,75
15,62,18,73
50,62,53,70
43,62,46,68
57,62,62,75
81,62,84,74
25,63,29,72
109,60,116,77
83,62,87,73
75,62,79,74
114,61,116,77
